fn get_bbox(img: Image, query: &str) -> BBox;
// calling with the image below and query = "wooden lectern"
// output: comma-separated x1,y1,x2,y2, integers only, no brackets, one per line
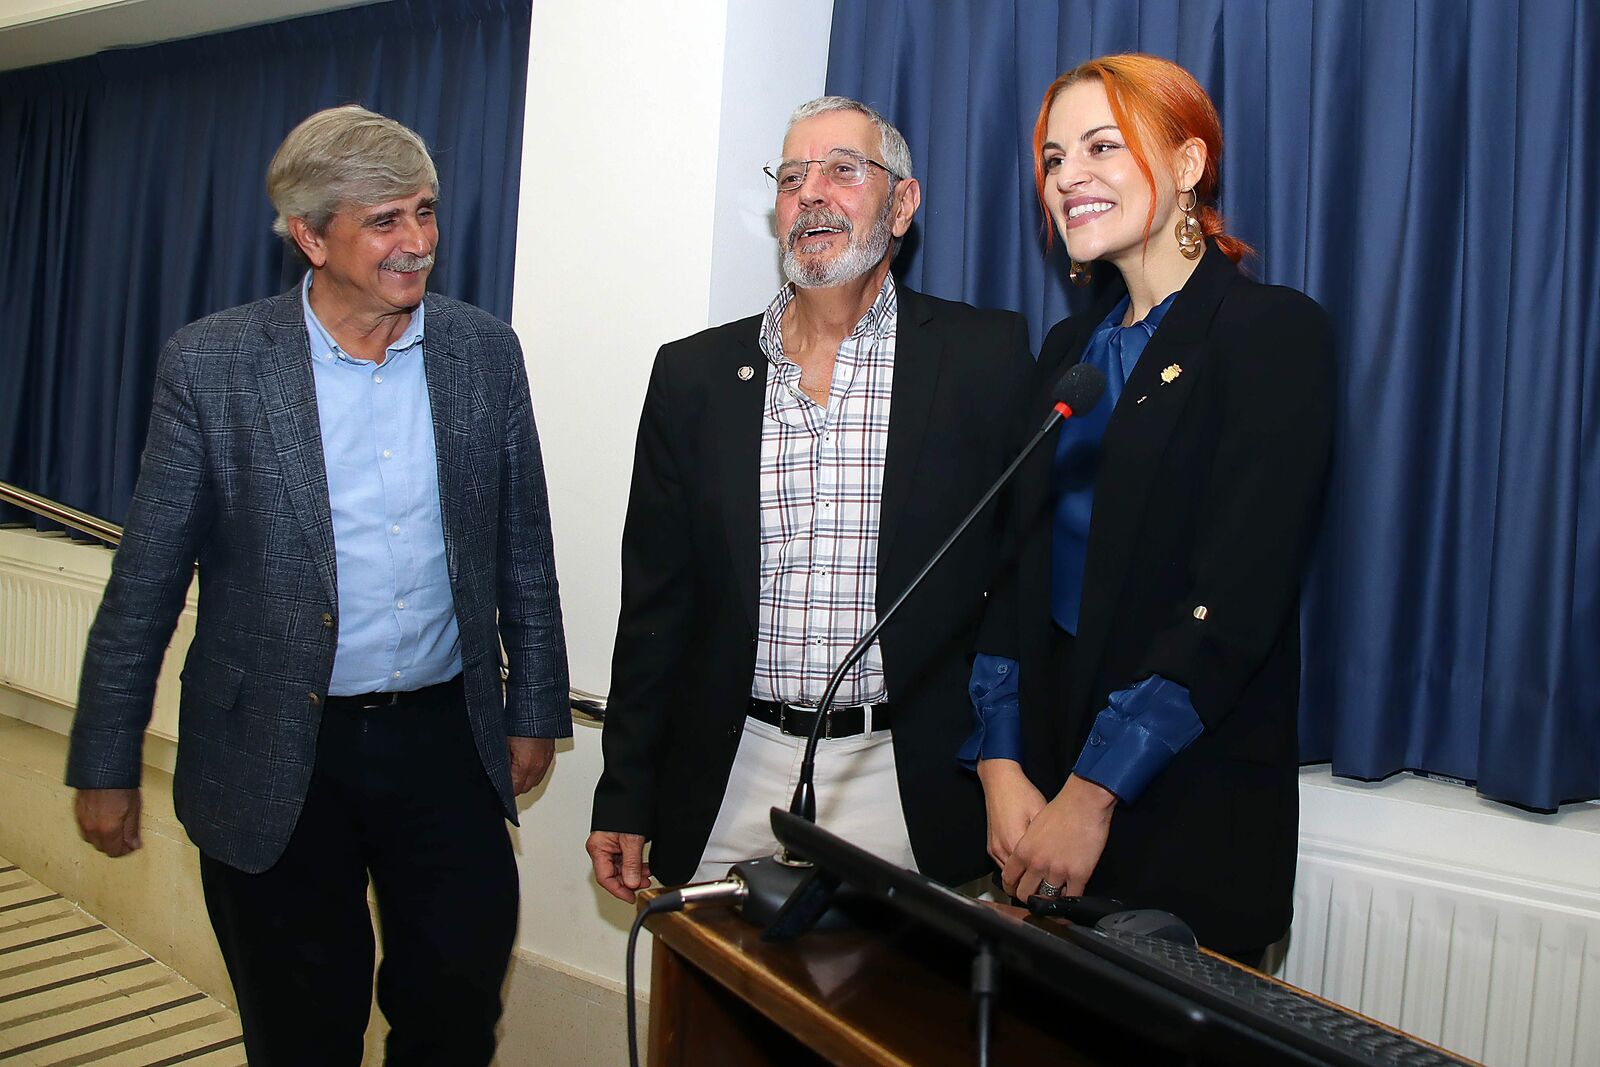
640,812,1481,1067
641,889,1124,1066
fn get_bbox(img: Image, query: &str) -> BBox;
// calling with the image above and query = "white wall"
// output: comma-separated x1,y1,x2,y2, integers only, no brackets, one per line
706,1,837,323
507,0,833,986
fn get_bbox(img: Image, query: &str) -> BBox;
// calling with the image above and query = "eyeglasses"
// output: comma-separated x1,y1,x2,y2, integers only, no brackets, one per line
763,149,904,193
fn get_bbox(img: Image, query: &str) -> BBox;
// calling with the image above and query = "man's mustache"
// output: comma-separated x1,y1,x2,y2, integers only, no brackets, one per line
787,211,852,248
380,252,435,272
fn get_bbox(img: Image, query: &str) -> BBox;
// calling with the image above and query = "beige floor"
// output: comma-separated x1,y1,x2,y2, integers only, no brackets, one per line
0,709,638,1067
0,857,243,1067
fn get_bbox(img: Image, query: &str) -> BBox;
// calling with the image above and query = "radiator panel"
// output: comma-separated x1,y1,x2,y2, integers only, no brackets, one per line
1288,838,1600,1067
0,529,192,741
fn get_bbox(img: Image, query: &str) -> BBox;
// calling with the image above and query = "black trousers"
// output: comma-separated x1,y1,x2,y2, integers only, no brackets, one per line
198,682,518,1067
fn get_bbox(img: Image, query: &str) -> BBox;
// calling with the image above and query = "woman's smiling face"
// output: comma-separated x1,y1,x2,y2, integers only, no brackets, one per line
1041,78,1181,270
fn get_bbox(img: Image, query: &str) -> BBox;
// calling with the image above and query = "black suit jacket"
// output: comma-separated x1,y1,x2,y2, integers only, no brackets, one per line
592,283,1032,886
983,243,1334,950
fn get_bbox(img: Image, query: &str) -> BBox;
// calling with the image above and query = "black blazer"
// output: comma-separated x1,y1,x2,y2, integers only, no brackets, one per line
983,243,1334,950
592,284,1032,886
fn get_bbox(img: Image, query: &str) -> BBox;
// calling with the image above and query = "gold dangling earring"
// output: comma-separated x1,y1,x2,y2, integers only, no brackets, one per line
1069,260,1092,287
1175,188,1203,260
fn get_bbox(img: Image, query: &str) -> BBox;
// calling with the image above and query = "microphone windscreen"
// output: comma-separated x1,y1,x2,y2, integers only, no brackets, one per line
1054,363,1107,414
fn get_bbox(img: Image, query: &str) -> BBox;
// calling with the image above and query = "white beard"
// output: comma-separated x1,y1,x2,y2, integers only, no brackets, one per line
782,196,895,289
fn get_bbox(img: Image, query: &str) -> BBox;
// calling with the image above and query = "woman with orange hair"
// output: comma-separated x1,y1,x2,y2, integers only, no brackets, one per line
960,54,1334,964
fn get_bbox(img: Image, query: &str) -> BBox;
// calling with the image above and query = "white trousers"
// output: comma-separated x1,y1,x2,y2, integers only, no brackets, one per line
690,716,917,884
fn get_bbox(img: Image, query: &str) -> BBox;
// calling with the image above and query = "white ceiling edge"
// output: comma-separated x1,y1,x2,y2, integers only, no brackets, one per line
0,0,385,72
1,0,124,32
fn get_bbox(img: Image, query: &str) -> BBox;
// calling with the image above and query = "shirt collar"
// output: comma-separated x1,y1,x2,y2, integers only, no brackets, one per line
1095,287,1181,341
757,273,899,369
301,271,426,367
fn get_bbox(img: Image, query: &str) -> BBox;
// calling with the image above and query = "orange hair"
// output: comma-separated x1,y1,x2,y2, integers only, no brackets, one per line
1032,53,1252,264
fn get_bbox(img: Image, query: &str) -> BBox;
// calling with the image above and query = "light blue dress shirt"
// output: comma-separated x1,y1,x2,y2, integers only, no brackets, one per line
302,274,462,696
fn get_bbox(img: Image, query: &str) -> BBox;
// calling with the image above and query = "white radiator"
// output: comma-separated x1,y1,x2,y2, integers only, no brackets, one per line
1287,778,1600,1067
0,527,193,740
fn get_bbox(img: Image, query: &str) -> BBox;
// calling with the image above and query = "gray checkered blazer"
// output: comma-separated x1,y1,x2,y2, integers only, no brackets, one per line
66,287,570,873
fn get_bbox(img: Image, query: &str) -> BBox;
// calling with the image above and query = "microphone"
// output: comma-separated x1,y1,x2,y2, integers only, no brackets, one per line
1044,360,1108,428
786,362,1107,825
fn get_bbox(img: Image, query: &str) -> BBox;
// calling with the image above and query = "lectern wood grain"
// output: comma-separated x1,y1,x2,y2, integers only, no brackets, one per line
641,890,1103,1067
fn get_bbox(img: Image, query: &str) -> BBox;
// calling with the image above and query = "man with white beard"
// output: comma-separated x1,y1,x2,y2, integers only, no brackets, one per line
588,97,1032,897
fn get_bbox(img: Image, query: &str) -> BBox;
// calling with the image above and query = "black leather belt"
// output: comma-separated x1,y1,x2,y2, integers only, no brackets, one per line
747,698,892,738
325,674,464,713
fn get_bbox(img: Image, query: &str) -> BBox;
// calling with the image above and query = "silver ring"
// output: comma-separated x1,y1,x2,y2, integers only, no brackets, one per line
1036,879,1062,898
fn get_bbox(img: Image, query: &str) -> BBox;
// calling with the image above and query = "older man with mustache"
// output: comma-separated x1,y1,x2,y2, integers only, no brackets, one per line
588,97,1031,899
68,105,568,1066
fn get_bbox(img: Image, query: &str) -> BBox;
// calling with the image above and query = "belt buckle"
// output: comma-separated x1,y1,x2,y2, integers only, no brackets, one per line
812,704,841,739
781,702,822,739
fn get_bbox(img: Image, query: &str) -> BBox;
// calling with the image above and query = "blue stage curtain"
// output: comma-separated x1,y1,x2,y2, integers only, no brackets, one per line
826,0,1599,811
0,0,530,526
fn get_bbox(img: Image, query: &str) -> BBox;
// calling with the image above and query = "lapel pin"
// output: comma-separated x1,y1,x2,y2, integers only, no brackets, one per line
1160,364,1182,385
1136,395,1148,404
737,365,755,381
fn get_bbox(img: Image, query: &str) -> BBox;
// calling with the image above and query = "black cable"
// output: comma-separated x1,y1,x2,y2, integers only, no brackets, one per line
971,938,1000,1067
626,896,676,1067
623,880,747,1067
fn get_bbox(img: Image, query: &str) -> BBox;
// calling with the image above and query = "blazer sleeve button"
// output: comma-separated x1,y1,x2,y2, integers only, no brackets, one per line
321,612,334,629
1192,605,1209,621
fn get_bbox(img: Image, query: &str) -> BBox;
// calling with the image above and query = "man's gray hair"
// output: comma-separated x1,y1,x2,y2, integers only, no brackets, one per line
266,104,438,242
787,96,914,182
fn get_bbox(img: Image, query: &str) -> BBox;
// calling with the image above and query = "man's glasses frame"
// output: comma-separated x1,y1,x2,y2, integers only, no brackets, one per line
763,149,905,194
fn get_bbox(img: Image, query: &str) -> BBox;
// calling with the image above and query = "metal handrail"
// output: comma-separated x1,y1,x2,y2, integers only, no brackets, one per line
0,478,604,724
0,480,122,547
569,687,607,724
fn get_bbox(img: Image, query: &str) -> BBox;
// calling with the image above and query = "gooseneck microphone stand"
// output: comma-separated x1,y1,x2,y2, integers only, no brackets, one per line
754,363,1109,939
622,363,1108,1067
787,361,1109,828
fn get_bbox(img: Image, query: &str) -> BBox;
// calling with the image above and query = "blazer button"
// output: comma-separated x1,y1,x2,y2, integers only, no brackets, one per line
321,612,334,629
728,724,742,739
1192,605,1209,621
308,692,321,705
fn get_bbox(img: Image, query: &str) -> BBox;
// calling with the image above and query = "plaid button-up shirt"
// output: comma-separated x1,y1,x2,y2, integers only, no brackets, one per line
751,276,897,707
